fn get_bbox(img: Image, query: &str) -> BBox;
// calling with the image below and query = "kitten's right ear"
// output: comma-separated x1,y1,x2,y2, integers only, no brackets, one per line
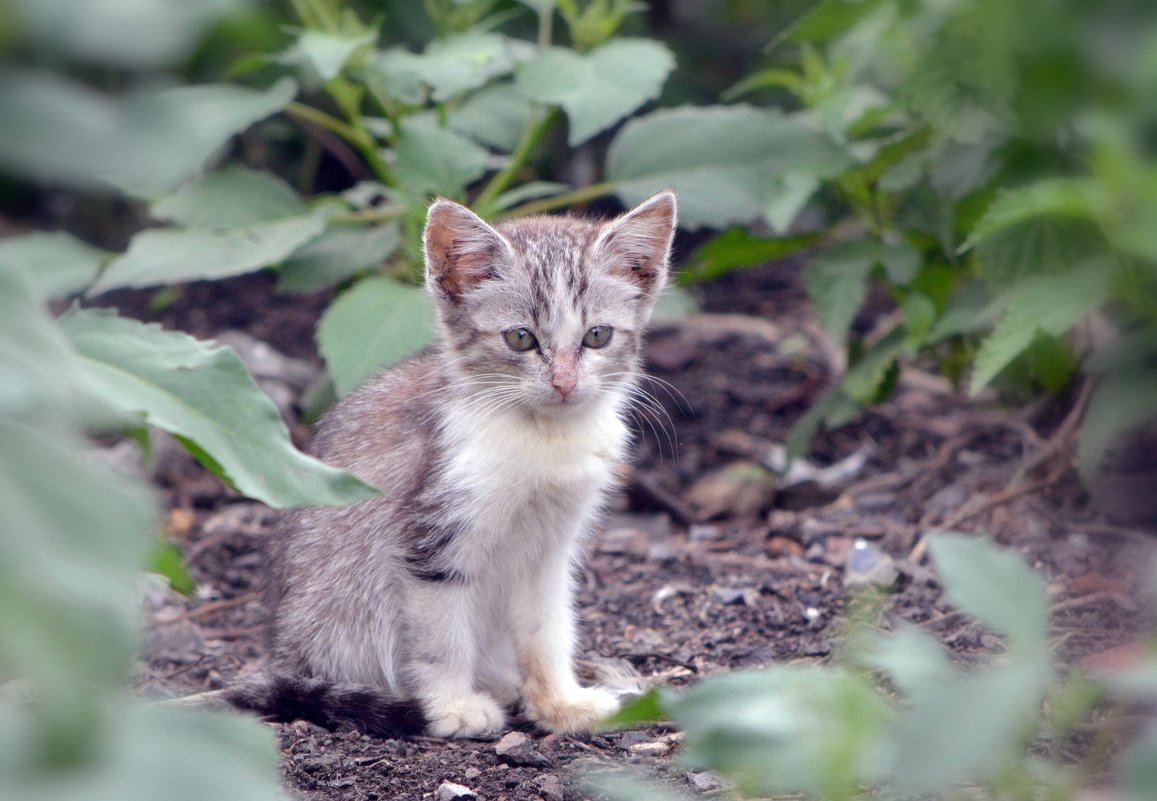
423,199,511,304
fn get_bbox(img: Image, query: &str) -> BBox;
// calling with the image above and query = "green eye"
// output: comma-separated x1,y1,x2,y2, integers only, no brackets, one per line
582,325,613,349
503,327,538,352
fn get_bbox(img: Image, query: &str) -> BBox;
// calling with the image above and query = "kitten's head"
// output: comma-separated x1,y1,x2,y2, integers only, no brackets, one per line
423,192,676,418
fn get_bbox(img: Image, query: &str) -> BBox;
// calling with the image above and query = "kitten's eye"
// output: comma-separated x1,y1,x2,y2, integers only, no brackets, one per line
582,325,614,349
503,327,538,352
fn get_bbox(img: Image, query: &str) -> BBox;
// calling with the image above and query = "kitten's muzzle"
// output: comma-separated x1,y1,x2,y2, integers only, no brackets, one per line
549,350,578,400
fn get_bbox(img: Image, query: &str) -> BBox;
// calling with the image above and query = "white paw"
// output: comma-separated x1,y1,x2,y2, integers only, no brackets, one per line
526,685,620,734
425,693,506,738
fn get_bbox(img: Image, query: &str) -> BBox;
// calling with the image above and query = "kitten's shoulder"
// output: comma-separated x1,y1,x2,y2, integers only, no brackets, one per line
311,350,446,462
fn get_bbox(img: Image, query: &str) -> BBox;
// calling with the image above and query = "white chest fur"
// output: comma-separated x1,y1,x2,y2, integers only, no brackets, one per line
438,393,629,574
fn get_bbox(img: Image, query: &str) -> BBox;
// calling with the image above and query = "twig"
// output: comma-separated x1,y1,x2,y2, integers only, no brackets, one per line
158,592,260,625
1008,379,1092,486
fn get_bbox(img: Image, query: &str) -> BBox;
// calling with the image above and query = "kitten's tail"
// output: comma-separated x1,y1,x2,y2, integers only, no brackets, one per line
180,674,428,738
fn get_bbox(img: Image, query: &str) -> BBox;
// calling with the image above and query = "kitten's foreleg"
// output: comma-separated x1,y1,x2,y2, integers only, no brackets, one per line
406,581,506,738
511,547,619,733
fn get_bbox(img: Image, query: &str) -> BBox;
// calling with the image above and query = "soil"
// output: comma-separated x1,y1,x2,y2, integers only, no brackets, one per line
113,261,1157,801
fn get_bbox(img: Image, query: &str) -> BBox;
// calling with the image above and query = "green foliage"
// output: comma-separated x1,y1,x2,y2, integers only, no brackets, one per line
609,533,1156,801
689,0,1157,479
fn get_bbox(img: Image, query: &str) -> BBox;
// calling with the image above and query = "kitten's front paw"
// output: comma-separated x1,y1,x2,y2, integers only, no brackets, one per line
425,693,506,738
526,685,620,734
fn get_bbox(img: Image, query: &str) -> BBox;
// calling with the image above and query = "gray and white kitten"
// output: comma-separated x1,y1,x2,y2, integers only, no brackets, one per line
233,192,676,738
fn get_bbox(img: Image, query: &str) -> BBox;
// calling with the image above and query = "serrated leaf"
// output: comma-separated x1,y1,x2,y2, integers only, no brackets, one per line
278,223,401,293
1078,367,1157,485
608,105,849,230
683,228,820,284
393,116,490,199
927,533,1049,655
150,166,304,228
57,307,378,508
963,178,1104,252
92,212,326,293
0,231,110,300
969,259,1111,393
317,276,435,397
517,39,674,145
802,240,879,346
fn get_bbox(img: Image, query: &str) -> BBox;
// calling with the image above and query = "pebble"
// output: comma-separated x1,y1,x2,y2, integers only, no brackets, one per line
684,770,724,792
438,783,477,801
712,586,759,606
534,773,566,801
844,538,899,588
462,767,482,781
628,741,671,756
495,731,551,768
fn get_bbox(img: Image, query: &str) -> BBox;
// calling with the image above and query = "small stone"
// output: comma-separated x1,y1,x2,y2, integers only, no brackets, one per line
688,524,719,542
628,741,671,756
854,492,896,512
463,767,482,781
535,773,566,801
844,538,899,588
712,586,758,606
495,731,551,768
685,770,723,792
438,781,479,800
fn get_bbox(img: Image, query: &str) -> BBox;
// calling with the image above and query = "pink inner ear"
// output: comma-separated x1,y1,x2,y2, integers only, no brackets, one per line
598,193,676,289
424,202,508,302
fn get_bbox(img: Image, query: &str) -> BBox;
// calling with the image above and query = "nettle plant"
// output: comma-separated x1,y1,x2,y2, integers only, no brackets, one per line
683,0,1157,475
602,533,1157,801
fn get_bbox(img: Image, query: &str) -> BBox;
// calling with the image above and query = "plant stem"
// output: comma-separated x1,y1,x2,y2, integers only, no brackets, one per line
472,106,561,213
287,102,396,187
287,102,369,149
328,205,408,224
537,3,554,49
496,180,619,220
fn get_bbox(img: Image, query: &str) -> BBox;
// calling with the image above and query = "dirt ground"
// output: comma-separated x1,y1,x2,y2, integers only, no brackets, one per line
116,260,1156,801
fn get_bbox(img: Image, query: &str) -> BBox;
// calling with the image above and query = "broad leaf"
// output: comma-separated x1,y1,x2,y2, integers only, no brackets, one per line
969,259,1111,393
0,231,110,300
286,30,375,81
317,276,435,397
371,33,530,105
92,213,326,293
449,83,533,152
666,667,895,799
278,223,402,293
863,624,957,699
57,308,378,508
517,39,674,145
927,533,1049,655
393,116,490,199
608,105,848,229
150,166,305,228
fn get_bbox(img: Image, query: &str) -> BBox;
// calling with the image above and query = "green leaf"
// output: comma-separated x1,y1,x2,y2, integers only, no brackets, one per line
449,83,534,152
683,228,820,284
57,307,378,508
0,231,110,300
863,624,957,699
602,687,667,729
317,276,436,397
147,539,196,595
150,166,305,228
802,240,878,346
666,667,895,799
651,285,698,323
517,39,674,146
393,116,490,199
841,328,904,405
962,178,1104,252
608,105,849,230
902,292,936,349
894,662,1047,793
278,223,402,293
371,33,530,105
1024,333,1077,393
927,533,1049,655
1078,367,1157,485
1123,725,1157,801
970,259,1112,394
287,30,375,81
764,172,821,235
91,212,326,293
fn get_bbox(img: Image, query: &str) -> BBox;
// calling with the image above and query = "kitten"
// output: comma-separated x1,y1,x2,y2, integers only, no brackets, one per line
230,191,677,738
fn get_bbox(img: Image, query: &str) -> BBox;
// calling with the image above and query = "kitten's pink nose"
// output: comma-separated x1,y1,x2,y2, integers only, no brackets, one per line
550,351,578,400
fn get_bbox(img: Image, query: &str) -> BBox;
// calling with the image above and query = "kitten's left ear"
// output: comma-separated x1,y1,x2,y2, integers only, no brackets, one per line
424,199,512,304
594,191,677,301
